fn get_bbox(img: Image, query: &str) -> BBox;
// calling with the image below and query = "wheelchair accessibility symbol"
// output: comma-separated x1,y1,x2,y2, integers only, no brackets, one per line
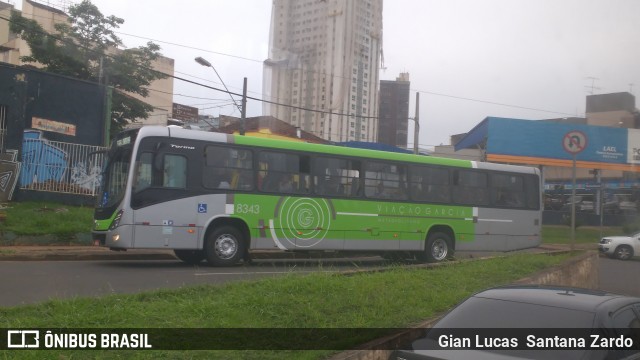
198,203,207,213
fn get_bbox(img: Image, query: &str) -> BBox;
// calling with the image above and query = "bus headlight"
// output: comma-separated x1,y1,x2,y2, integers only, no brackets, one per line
109,210,124,230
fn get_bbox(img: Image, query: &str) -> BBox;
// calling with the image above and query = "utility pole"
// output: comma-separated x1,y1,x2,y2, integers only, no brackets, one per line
413,92,420,155
240,77,247,136
570,154,576,251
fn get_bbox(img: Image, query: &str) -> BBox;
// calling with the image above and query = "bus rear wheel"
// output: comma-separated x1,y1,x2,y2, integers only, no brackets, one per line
205,226,245,266
174,249,205,264
422,232,453,263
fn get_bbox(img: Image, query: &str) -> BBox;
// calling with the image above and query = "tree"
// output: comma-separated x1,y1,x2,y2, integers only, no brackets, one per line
9,0,167,135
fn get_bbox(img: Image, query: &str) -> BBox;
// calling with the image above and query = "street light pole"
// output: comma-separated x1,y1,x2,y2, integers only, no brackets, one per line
194,56,246,135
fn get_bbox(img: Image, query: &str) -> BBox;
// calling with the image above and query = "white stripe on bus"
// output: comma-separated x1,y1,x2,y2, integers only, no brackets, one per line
336,212,378,217
268,219,288,250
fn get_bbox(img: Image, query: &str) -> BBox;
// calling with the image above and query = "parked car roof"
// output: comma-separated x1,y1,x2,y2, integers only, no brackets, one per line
390,285,640,360
472,285,634,313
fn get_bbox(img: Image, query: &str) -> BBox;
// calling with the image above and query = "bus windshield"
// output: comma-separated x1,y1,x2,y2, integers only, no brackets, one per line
95,130,139,210
96,147,132,209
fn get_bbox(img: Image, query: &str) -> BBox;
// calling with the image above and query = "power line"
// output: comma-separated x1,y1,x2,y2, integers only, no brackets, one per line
117,31,263,63
411,88,583,117
114,27,584,118
147,87,227,101
1,12,585,122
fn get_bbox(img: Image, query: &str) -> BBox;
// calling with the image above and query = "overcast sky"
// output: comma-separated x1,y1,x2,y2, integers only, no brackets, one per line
20,0,640,148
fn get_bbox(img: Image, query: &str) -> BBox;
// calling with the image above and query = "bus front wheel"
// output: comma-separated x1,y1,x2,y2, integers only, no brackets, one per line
174,249,205,264
205,226,245,266
423,232,453,263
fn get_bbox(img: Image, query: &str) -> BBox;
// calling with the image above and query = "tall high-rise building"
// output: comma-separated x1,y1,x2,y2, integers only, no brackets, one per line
263,0,383,142
378,73,410,148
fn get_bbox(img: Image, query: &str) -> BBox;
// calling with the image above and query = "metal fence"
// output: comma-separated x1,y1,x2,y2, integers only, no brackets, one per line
19,138,106,196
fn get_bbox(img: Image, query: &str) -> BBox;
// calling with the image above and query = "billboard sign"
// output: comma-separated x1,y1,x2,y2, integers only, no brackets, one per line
31,117,76,136
172,103,199,122
486,117,628,164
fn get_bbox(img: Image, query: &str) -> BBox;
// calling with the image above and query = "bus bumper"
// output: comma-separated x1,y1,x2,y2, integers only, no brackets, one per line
93,225,134,249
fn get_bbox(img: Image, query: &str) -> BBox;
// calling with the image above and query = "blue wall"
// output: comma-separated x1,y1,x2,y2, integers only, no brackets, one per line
487,117,628,164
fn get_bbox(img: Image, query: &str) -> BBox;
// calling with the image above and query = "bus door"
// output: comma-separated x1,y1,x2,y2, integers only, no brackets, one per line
130,150,199,249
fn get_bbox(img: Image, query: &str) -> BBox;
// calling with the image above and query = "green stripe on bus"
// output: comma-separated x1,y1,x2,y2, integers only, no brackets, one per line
231,194,476,244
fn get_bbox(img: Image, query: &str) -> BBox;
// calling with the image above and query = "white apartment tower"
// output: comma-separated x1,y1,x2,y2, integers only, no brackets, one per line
263,0,383,142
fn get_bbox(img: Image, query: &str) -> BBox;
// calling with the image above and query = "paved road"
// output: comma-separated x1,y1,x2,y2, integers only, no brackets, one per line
0,257,387,307
598,256,640,297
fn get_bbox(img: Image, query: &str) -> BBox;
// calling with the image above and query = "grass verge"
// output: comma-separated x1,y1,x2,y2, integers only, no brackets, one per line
0,202,93,236
1,252,576,359
542,225,621,244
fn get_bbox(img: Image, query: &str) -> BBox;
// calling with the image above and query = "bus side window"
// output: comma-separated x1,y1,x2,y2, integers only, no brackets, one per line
313,157,359,197
491,173,525,208
410,165,451,203
364,161,407,200
524,175,540,210
162,154,187,188
258,151,309,194
260,171,279,192
453,170,489,206
350,177,360,196
204,145,253,191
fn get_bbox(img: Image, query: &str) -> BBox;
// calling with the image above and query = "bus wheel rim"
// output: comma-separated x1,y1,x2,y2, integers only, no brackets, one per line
432,239,448,260
215,235,237,259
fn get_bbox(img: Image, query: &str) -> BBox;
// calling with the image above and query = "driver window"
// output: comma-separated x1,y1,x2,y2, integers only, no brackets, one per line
163,154,187,188
133,152,153,192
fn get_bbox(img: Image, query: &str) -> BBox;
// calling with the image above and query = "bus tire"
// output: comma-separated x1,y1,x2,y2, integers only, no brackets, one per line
423,232,453,263
205,226,245,266
173,249,205,264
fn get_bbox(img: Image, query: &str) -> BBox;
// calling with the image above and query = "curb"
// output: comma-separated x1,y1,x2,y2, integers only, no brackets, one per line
0,247,380,262
0,247,177,261
0,252,178,261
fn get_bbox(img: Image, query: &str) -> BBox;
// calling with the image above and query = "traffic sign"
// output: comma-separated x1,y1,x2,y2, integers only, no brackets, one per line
562,131,587,155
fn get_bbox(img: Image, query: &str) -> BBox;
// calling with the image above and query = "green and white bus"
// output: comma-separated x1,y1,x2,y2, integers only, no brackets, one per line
93,126,542,266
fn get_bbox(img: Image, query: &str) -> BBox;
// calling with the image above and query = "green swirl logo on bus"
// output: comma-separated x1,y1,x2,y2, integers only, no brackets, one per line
274,197,332,248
